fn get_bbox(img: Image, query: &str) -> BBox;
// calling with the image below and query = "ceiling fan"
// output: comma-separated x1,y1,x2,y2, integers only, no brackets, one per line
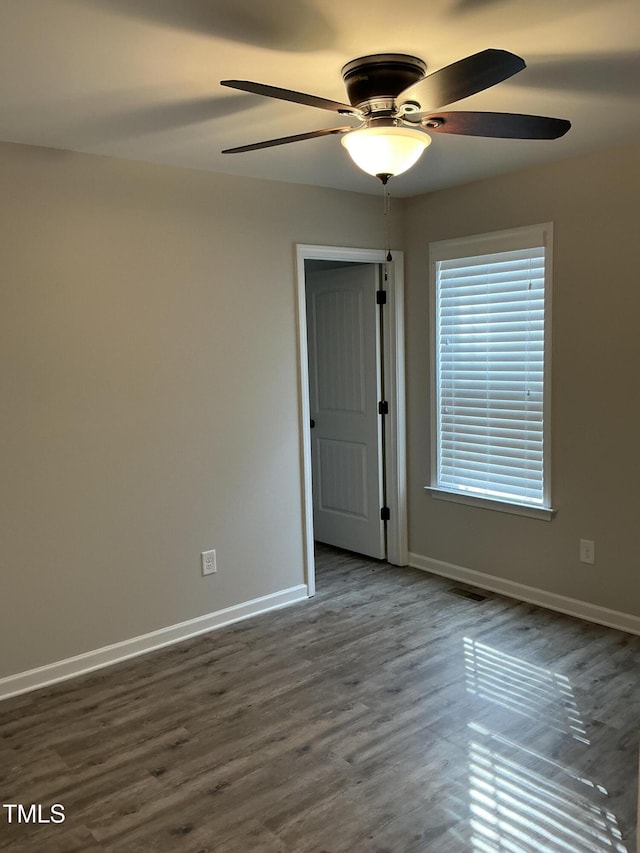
220,49,571,182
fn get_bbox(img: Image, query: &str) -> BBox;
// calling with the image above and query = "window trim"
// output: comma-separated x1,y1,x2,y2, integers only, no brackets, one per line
427,223,555,519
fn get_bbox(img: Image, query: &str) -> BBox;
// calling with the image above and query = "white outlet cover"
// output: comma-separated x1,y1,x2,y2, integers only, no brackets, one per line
579,539,595,565
201,549,217,575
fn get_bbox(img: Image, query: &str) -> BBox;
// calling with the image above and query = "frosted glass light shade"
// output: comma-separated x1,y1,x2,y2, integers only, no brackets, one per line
341,126,431,178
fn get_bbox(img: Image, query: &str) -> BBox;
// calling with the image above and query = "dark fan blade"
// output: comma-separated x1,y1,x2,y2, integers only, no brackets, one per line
419,111,571,139
398,49,526,112
222,125,353,153
221,80,359,115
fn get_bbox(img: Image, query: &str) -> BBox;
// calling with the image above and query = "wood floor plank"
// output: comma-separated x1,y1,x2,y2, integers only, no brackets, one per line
1,544,638,852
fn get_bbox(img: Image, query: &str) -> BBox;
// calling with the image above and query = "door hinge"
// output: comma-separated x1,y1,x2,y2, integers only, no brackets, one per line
380,506,391,521
376,289,387,305
378,400,389,415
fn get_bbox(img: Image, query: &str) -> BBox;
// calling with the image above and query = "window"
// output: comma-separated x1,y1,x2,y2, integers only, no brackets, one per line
428,223,553,519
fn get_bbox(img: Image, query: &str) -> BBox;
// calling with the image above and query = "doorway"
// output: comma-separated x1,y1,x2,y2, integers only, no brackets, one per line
306,260,384,559
296,245,408,597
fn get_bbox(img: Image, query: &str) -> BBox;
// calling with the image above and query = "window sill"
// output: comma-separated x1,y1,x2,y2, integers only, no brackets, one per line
424,487,556,521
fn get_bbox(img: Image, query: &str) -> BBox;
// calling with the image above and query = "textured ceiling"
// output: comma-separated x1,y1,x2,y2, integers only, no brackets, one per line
0,0,639,196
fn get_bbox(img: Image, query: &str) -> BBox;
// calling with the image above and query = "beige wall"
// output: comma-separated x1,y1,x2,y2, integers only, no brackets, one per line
2,136,638,681
0,141,401,678
404,142,640,616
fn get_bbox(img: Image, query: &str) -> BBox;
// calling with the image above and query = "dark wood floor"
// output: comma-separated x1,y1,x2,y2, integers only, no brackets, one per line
1,545,638,852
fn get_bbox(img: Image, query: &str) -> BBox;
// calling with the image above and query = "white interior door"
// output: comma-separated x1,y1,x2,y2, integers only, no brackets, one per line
306,263,385,559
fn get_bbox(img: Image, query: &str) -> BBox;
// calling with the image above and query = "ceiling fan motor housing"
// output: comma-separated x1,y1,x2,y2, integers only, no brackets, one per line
341,54,427,109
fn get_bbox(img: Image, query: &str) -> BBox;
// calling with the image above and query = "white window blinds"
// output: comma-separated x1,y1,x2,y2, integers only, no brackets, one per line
433,233,550,509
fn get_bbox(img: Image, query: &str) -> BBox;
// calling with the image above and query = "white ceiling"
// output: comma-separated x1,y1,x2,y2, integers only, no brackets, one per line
0,0,638,197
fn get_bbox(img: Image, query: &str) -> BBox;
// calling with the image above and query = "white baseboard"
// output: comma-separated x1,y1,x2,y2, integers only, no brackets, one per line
409,553,640,636
0,584,309,701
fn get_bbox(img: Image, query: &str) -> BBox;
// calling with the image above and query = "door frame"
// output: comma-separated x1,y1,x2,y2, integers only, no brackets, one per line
295,244,408,596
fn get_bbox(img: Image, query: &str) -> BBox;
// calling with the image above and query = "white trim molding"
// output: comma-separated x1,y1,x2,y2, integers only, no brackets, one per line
409,552,640,636
295,244,409,598
426,486,556,521
0,585,308,701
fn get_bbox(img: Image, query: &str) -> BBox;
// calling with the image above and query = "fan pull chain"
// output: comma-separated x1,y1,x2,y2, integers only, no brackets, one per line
383,184,392,263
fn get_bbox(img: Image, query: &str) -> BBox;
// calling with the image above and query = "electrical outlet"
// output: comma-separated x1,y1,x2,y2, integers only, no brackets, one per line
201,549,217,576
579,539,595,565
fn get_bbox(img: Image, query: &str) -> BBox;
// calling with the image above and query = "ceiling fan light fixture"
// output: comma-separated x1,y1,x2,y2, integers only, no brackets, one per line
341,126,431,180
